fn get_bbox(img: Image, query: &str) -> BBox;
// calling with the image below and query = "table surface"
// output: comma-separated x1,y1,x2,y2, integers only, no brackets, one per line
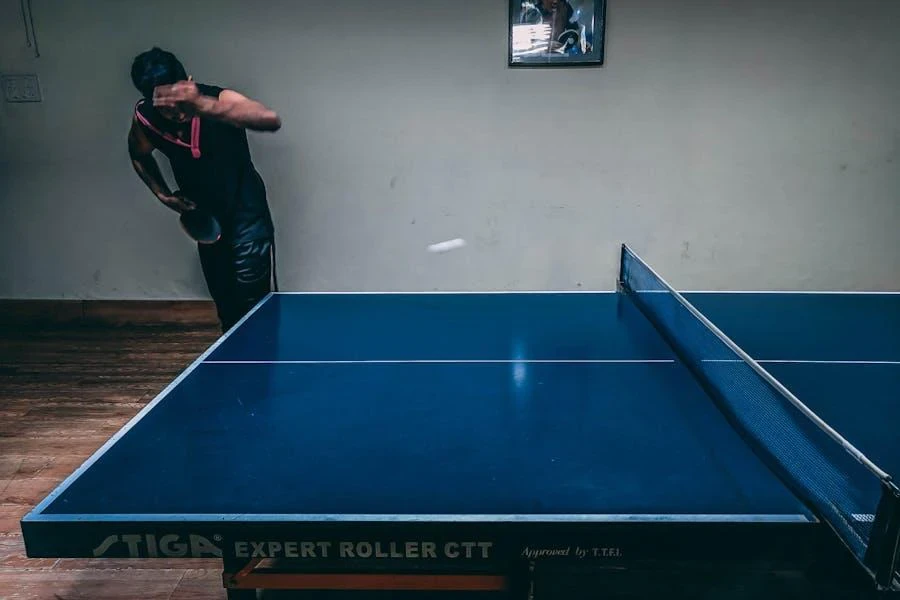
29,290,900,521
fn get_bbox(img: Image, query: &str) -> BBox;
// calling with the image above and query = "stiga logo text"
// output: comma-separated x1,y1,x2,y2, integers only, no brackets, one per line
92,534,222,558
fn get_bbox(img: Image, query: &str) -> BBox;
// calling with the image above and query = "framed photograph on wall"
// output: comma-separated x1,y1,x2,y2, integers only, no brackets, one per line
509,0,606,67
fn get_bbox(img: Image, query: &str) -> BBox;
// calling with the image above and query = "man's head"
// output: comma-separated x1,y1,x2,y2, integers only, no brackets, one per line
130,47,190,122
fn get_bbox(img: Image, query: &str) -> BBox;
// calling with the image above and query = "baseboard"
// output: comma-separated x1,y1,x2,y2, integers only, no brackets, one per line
0,299,219,327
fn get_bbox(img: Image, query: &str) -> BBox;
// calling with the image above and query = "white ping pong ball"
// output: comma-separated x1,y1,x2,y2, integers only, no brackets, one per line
427,238,467,253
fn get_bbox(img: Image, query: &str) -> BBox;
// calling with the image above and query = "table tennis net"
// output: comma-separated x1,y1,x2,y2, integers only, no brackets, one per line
618,244,899,588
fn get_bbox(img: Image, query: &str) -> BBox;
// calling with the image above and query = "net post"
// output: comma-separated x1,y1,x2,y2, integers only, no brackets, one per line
867,480,900,590
616,243,628,293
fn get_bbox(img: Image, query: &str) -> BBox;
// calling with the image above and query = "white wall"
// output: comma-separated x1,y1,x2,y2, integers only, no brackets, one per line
1,0,898,298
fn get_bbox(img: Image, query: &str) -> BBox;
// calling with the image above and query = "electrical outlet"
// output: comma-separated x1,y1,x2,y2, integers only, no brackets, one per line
2,74,42,102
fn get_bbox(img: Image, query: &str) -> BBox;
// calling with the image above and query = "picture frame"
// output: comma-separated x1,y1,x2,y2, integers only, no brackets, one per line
509,0,606,67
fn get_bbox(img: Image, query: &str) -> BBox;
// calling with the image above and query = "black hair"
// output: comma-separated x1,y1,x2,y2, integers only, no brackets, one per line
130,47,187,98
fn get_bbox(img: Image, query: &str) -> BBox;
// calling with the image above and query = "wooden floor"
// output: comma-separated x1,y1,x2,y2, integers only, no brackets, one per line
0,321,228,599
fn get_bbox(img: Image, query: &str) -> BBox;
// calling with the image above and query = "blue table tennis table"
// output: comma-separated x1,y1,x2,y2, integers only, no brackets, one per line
21,245,900,598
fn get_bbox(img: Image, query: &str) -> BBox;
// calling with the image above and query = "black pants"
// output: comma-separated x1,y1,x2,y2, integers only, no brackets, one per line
198,237,275,332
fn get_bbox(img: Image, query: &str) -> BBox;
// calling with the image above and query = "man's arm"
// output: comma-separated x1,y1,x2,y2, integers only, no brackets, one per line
152,80,282,132
197,89,282,132
128,118,195,213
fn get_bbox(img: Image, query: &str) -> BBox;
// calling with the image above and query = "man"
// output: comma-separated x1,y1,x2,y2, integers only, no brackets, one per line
128,47,282,332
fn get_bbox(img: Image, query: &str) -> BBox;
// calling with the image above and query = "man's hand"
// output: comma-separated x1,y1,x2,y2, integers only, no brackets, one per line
153,78,201,112
158,191,197,214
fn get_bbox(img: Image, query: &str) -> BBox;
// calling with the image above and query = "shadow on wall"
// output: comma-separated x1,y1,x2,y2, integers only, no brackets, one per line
251,137,311,291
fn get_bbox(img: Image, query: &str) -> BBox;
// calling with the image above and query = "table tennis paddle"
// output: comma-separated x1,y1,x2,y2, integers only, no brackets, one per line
179,209,221,244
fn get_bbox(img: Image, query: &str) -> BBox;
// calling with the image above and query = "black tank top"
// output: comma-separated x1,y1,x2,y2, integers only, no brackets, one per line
134,83,273,245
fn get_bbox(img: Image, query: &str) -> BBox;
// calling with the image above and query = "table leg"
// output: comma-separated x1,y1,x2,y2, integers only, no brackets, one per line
223,556,261,599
